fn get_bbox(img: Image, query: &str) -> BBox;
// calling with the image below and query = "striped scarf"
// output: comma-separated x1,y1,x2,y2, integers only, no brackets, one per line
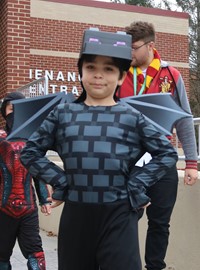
130,49,161,95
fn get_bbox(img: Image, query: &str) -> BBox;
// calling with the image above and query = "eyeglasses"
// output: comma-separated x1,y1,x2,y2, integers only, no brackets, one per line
132,41,151,51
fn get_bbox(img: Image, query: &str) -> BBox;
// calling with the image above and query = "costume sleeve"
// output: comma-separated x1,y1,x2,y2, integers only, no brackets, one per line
33,177,50,205
173,72,198,167
127,113,178,210
20,107,68,201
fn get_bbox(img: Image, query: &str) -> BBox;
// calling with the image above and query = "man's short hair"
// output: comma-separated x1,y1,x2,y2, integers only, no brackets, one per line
125,21,156,43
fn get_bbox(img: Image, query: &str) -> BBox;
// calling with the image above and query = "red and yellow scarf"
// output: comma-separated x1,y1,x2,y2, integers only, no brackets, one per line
130,49,161,95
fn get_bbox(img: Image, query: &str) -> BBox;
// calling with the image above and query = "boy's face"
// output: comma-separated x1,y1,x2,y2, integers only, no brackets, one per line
82,55,126,105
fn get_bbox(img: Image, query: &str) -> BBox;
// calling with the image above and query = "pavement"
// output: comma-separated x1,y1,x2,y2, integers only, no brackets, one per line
11,229,58,270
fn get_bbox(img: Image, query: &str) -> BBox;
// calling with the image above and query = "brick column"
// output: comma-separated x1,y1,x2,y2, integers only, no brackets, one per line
0,0,8,98
6,0,31,92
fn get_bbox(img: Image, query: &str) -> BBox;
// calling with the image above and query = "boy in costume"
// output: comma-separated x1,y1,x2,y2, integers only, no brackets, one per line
20,29,178,270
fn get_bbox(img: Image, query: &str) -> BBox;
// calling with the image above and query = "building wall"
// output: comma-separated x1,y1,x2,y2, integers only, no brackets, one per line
0,0,8,98
29,0,189,96
1,0,31,93
0,0,190,99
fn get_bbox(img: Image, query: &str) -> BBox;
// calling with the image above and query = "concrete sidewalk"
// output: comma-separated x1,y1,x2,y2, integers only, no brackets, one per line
11,229,58,270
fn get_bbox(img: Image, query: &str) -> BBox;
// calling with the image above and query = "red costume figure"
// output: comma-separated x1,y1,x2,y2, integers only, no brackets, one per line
0,92,51,270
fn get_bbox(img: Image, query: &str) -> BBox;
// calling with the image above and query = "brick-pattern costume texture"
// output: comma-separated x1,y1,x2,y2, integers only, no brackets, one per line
21,102,178,209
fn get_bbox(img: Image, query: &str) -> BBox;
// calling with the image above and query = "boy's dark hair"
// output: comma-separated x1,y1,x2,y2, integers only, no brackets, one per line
78,54,130,78
76,54,127,103
125,21,155,43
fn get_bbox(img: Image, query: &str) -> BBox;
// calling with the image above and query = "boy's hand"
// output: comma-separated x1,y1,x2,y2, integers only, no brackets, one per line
41,204,51,215
142,202,151,209
50,200,64,208
47,196,64,208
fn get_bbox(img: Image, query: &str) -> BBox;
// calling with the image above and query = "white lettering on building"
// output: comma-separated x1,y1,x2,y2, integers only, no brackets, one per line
29,69,80,94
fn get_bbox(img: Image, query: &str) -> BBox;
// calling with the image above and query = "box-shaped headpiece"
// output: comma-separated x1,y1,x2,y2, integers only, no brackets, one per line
79,28,132,61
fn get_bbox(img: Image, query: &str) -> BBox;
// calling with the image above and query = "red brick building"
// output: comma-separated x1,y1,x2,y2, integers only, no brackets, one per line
0,0,189,98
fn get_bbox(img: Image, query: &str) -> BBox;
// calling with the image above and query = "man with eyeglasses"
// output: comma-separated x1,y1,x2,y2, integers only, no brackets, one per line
118,21,198,270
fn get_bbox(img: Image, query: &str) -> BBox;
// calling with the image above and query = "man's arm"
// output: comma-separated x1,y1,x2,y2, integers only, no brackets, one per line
172,69,198,185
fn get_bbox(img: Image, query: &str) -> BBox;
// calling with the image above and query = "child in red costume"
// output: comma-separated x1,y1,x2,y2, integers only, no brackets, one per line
0,92,51,270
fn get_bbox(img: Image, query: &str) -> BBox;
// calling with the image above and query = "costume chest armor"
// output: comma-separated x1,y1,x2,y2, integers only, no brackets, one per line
0,133,34,217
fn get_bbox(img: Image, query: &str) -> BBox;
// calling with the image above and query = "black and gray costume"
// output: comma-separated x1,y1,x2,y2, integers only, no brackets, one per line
20,102,178,270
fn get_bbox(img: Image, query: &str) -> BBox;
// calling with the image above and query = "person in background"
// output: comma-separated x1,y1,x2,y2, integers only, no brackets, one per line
20,28,178,270
0,92,51,270
118,21,198,270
